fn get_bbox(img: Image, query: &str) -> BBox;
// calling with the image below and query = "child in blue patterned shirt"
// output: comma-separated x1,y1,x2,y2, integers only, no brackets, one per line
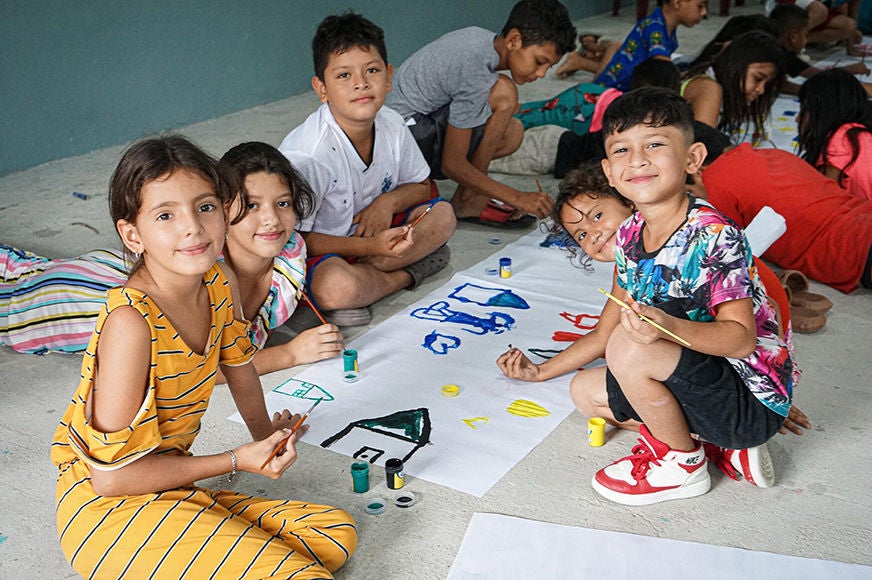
594,0,707,91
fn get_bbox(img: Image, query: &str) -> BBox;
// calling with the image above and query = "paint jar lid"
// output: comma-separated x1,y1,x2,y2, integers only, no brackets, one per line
441,384,460,397
394,491,418,508
364,497,387,515
489,237,502,245
485,267,498,276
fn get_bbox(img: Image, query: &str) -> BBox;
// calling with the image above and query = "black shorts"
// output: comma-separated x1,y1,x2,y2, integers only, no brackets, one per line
409,104,485,180
605,347,784,449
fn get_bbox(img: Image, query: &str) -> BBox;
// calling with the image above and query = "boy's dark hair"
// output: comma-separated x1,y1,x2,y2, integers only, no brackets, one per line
798,68,872,185
312,12,387,80
500,0,576,55
601,87,695,142
629,58,681,92
769,4,809,38
219,142,315,225
550,160,633,270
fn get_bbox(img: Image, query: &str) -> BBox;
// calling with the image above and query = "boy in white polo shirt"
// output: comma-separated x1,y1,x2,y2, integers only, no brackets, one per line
280,13,456,326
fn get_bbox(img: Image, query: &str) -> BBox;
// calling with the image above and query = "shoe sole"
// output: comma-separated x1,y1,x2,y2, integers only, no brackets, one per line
739,445,775,488
591,471,711,506
325,308,372,327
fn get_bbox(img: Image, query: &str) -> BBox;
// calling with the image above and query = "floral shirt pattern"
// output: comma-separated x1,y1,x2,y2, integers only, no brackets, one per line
615,197,793,416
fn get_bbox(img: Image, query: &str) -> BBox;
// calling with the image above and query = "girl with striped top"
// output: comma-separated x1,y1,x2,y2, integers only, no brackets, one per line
51,135,357,579
2,142,344,378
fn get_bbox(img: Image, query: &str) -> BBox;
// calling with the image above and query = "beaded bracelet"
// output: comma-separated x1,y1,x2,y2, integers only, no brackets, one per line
226,449,238,485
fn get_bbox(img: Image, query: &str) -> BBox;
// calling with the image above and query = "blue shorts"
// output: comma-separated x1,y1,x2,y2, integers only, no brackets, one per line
304,197,448,308
606,347,785,449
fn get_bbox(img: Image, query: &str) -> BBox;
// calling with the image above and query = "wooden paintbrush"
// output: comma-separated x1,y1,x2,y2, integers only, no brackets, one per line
260,398,323,470
299,288,328,325
598,288,691,347
389,203,434,250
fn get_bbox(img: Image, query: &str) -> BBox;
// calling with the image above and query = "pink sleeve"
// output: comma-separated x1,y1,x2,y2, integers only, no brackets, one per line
825,123,872,201
589,89,623,133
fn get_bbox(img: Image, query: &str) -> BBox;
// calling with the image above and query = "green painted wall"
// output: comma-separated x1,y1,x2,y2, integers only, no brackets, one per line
0,1,614,176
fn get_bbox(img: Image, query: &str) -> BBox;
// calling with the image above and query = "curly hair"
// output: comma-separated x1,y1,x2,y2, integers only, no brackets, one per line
548,161,633,270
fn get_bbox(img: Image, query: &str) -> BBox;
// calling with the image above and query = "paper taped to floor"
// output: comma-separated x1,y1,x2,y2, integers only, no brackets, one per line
230,227,612,496
447,513,872,579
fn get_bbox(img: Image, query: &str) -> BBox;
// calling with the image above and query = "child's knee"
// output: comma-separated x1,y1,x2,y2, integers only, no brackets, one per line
489,75,520,113
427,202,458,240
570,370,605,416
603,325,640,367
807,1,829,26
311,264,361,308
319,510,358,571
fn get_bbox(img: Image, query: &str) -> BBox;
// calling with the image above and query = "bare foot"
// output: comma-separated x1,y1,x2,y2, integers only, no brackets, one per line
555,51,587,79
847,43,872,57
450,188,489,219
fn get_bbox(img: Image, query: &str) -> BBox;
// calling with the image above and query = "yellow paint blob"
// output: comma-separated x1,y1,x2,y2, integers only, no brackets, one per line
506,399,551,418
463,417,489,429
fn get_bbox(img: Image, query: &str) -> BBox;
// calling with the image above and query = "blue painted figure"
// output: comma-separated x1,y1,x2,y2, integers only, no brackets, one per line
448,283,530,310
410,301,515,335
421,331,462,355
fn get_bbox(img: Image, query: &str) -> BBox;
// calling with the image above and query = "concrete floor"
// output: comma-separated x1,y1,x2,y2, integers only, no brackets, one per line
2,5,871,578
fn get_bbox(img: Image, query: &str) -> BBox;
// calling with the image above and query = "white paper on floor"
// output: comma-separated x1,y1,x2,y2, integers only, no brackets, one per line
230,227,613,496
447,513,872,579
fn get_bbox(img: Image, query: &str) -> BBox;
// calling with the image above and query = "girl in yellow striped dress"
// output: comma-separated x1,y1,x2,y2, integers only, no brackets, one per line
51,135,357,579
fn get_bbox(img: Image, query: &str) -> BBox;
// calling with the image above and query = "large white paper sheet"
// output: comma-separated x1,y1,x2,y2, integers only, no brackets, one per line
231,228,613,496
448,513,872,579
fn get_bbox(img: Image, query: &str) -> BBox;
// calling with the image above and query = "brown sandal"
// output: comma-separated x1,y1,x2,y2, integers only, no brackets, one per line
782,284,827,333
777,269,833,313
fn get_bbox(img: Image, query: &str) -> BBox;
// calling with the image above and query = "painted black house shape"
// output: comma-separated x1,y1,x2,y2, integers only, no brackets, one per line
320,408,431,464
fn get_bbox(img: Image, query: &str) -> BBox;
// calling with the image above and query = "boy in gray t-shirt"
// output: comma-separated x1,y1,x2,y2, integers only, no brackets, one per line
387,0,575,228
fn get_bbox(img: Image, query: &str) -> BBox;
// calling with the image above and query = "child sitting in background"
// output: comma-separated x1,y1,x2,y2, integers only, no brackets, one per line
765,0,865,55
386,0,576,227
51,135,357,578
582,88,794,504
686,14,779,71
798,68,872,202
554,32,621,79
515,58,681,137
280,13,456,327
770,4,871,95
594,0,708,91
681,30,785,145
702,142,872,293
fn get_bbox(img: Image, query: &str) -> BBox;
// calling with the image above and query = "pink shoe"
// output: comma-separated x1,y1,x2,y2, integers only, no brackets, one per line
705,442,775,488
592,425,710,506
